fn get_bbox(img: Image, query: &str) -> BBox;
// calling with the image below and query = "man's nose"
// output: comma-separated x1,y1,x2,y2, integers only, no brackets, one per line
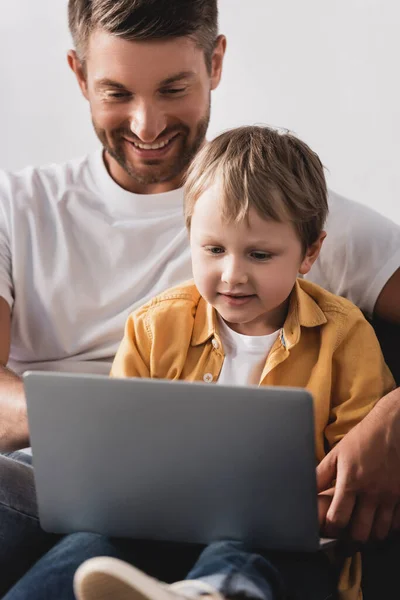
221,257,248,286
129,100,167,143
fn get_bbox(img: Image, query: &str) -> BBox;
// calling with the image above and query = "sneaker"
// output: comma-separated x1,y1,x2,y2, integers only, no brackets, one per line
73,556,225,600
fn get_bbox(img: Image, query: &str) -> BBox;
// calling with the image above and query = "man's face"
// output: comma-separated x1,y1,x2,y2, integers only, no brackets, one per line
190,182,323,336
69,31,225,194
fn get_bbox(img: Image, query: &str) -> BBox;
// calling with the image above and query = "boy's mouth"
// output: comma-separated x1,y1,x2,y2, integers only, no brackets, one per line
218,292,256,306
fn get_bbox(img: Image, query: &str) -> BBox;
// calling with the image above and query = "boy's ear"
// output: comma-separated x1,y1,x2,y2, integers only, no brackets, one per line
299,231,327,275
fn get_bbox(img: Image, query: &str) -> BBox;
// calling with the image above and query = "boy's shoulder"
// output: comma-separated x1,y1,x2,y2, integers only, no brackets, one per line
133,280,202,321
297,278,366,323
130,281,204,346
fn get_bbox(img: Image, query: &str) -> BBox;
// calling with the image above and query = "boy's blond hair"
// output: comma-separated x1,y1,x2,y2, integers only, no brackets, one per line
184,125,328,252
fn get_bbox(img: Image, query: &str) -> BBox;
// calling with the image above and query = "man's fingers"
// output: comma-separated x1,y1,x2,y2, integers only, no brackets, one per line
316,449,338,493
323,457,356,535
318,489,334,528
350,496,378,542
324,488,356,537
372,500,397,540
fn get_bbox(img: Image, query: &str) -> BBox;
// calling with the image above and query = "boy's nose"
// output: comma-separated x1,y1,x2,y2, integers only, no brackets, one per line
221,259,248,286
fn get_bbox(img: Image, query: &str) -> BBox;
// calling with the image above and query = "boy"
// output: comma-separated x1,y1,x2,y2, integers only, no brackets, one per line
74,126,394,600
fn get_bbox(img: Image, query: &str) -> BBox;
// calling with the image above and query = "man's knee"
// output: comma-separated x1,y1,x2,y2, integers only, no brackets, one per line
0,452,38,518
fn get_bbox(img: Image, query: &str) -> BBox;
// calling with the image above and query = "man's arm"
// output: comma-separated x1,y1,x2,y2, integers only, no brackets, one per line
374,267,400,324
0,297,29,451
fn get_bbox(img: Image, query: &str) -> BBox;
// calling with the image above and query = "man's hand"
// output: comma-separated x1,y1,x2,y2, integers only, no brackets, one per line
317,387,400,542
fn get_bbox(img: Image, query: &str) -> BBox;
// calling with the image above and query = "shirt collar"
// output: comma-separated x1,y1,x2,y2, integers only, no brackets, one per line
283,280,327,348
191,296,219,347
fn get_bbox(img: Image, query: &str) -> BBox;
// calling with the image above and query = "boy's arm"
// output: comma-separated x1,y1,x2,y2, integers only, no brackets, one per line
324,309,395,448
110,310,152,379
318,388,400,542
320,309,396,541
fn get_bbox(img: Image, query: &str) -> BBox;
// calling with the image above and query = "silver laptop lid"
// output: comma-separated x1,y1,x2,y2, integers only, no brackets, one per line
24,372,320,551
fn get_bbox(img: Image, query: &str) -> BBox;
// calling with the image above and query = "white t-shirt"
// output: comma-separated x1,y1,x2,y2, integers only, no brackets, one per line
305,190,400,314
0,149,192,375
217,317,280,386
0,148,399,376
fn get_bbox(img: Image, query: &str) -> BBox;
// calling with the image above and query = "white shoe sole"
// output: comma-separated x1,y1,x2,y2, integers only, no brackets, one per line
73,556,174,600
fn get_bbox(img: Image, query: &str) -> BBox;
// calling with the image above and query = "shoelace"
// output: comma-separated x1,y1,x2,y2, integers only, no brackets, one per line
169,579,225,600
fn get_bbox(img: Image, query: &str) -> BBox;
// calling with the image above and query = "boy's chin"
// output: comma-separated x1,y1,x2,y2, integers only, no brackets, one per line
215,307,257,325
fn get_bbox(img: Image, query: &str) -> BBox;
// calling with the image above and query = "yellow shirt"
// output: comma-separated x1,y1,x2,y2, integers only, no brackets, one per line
111,278,395,599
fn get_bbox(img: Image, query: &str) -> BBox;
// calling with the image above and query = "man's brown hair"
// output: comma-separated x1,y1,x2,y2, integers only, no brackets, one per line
184,125,328,252
68,0,218,71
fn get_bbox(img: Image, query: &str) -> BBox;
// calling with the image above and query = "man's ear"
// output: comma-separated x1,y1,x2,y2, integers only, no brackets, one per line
67,50,89,100
210,35,227,91
299,232,327,275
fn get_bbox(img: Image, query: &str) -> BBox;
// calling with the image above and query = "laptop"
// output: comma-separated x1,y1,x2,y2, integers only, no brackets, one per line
23,371,335,552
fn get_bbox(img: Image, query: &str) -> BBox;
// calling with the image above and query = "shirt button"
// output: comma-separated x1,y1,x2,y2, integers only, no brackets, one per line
211,338,219,350
203,373,213,383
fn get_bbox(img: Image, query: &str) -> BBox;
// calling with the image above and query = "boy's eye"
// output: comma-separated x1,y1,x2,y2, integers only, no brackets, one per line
250,251,272,261
205,246,224,255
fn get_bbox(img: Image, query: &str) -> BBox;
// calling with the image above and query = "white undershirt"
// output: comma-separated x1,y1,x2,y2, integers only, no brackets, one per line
217,316,280,386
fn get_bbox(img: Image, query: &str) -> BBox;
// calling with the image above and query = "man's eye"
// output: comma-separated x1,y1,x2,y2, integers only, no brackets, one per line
161,88,187,96
105,91,130,99
250,251,272,261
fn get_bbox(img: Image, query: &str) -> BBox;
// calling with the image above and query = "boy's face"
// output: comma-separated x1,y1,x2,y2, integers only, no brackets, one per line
68,32,226,194
190,183,324,336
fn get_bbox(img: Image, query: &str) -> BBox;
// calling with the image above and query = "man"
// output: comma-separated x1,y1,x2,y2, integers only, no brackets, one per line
0,0,399,598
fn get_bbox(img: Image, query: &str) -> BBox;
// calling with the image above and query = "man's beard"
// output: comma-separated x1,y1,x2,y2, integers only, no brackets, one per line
93,105,210,186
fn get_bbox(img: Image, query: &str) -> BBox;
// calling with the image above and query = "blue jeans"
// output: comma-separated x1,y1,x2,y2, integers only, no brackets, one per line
0,452,62,595
186,541,337,600
3,535,337,600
